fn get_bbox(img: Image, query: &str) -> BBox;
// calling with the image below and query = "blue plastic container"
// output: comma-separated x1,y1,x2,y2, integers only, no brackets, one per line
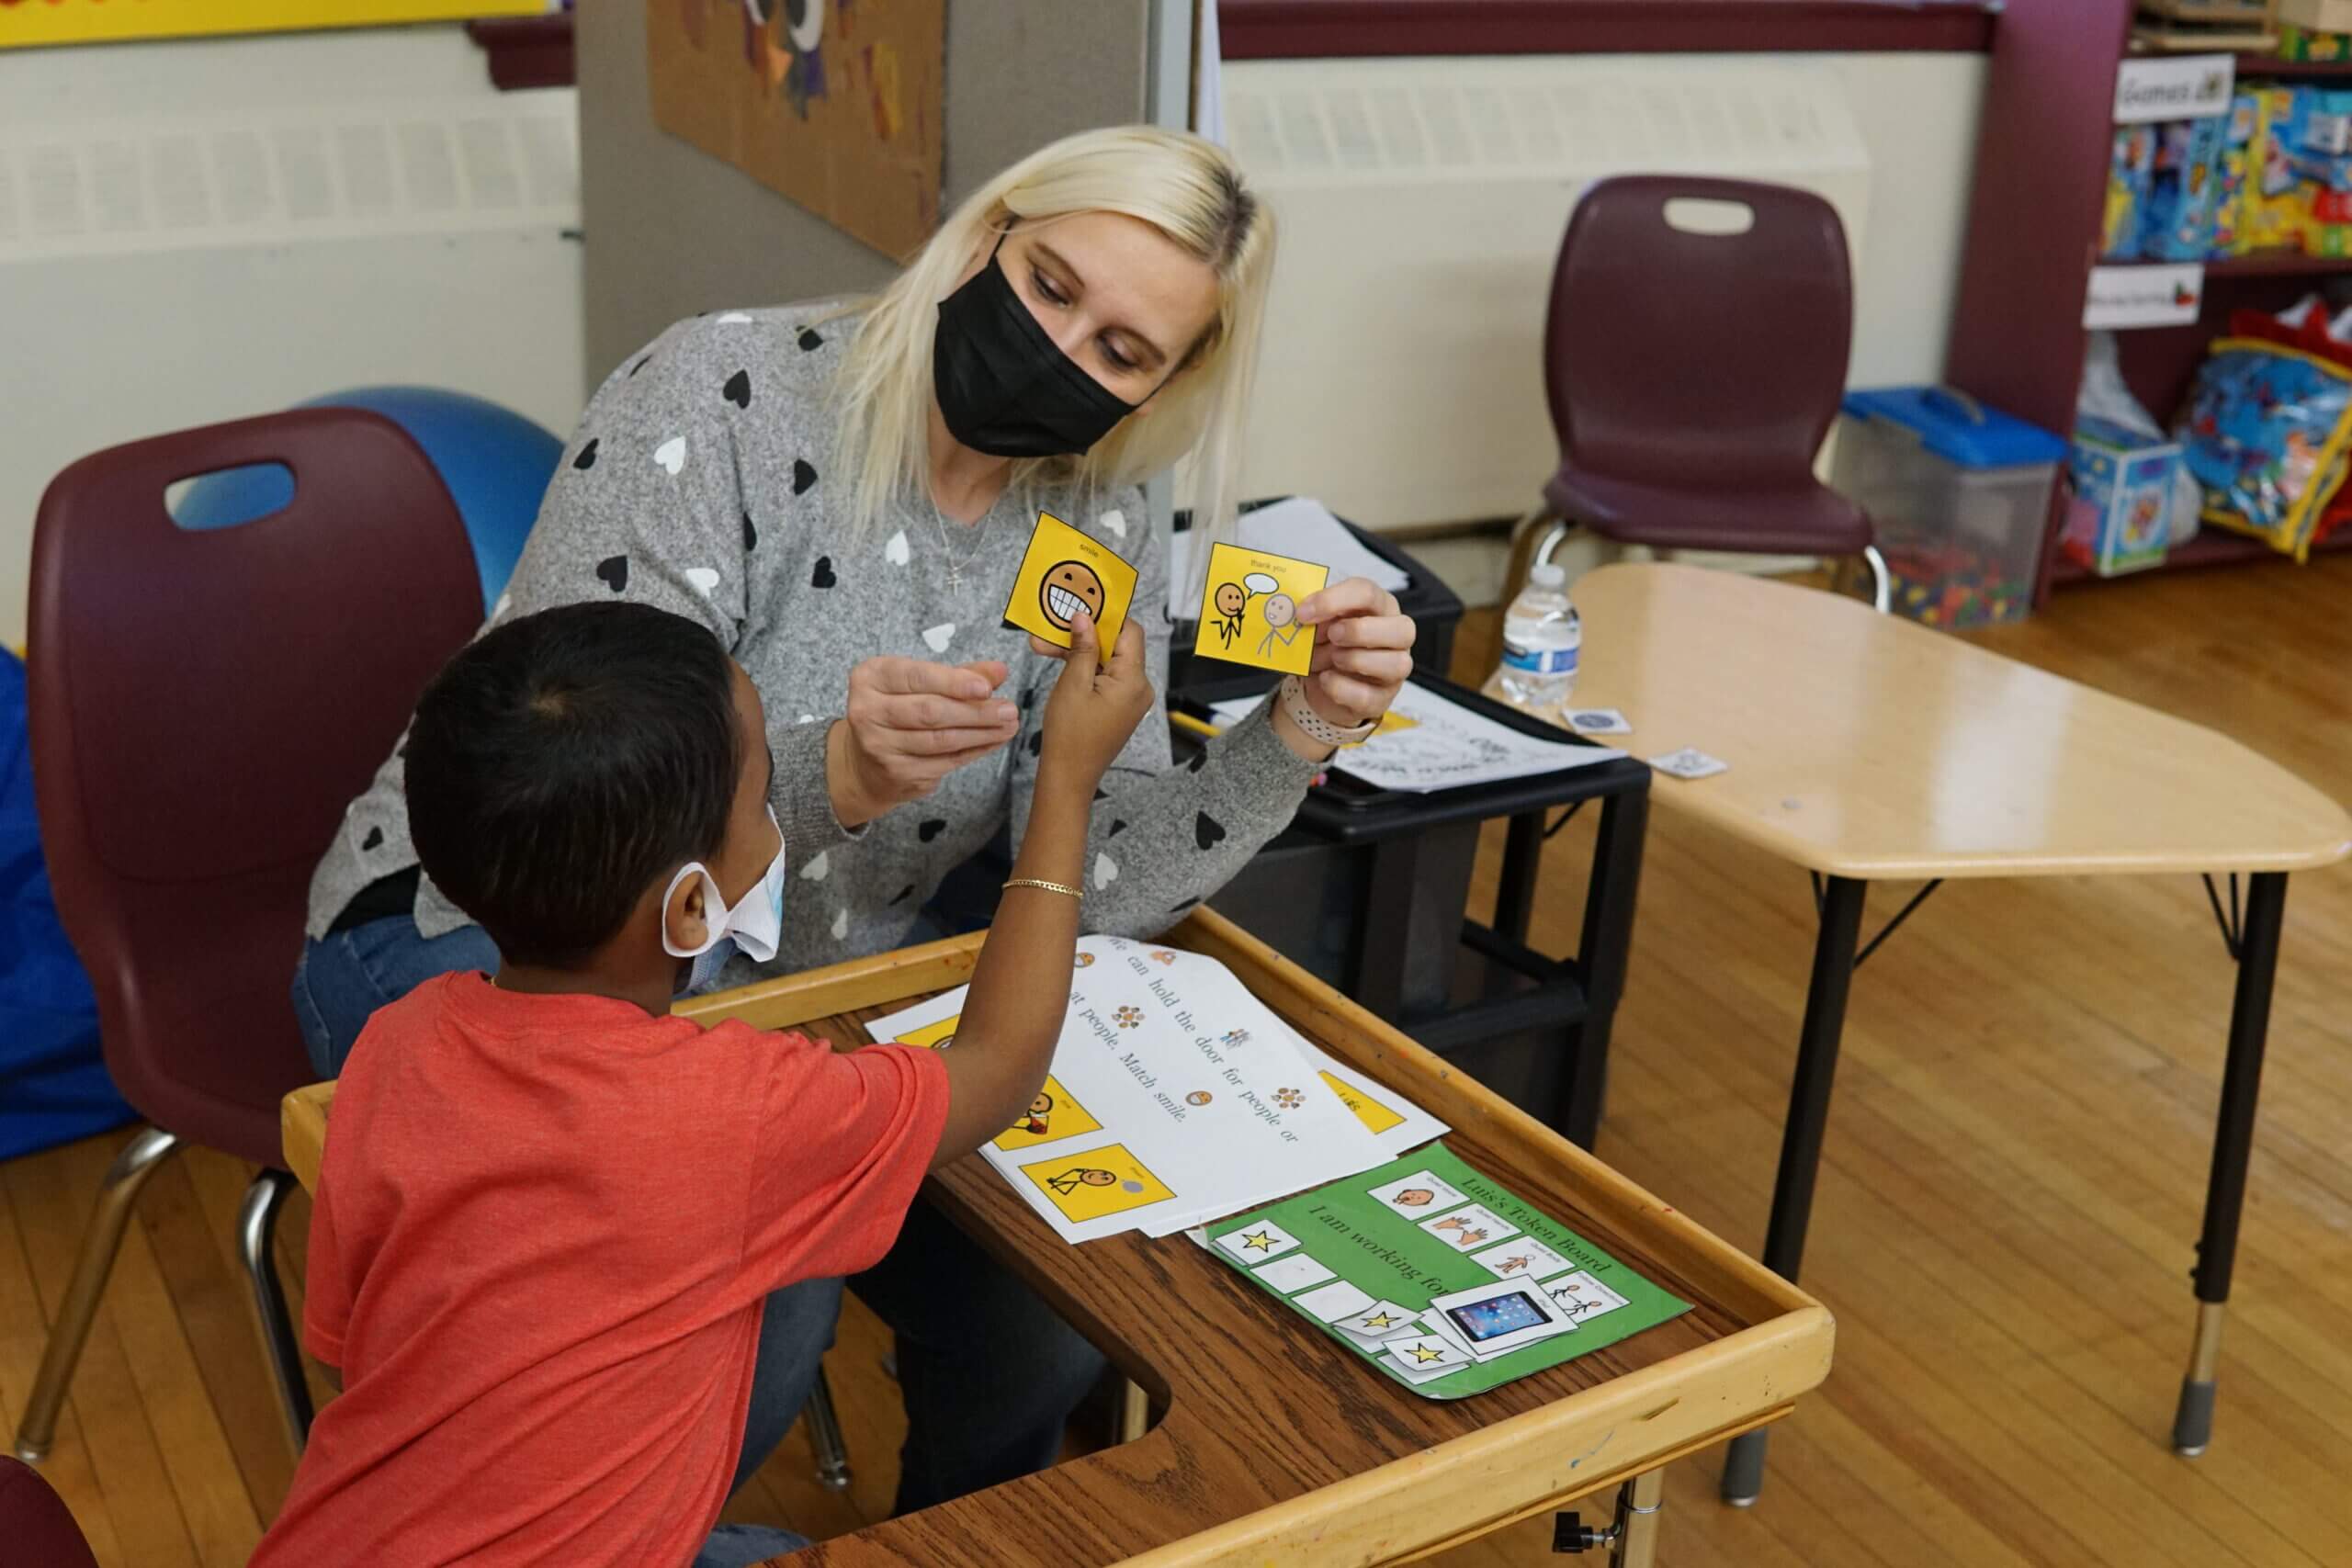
1831,387,2068,628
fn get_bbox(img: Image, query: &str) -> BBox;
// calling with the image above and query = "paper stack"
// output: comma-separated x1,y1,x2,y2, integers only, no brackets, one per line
865,936,1447,1245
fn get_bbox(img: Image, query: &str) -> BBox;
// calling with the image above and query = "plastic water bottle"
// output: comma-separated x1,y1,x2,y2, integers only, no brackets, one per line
1498,562,1580,711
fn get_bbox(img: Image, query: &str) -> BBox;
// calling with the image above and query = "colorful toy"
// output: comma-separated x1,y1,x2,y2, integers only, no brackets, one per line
2211,91,2257,254
2241,87,2312,254
2105,124,2155,260
2279,21,2352,62
2141,113,2231,261
2065,415,2180,576
2175,338,2352,559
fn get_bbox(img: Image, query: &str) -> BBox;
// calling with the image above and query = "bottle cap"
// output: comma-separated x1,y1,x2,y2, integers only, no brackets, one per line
1529,562,1566,588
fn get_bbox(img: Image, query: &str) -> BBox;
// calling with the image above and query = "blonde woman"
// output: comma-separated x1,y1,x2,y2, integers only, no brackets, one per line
295,126,1415,1530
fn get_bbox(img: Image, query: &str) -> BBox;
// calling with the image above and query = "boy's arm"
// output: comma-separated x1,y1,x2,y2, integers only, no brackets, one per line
930,614,1152,1168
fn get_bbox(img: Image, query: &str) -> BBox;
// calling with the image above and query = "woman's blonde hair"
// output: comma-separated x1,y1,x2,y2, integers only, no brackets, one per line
829,125,1274,560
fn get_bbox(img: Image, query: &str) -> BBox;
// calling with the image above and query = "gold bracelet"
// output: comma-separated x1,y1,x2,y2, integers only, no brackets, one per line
1002,877,1084,899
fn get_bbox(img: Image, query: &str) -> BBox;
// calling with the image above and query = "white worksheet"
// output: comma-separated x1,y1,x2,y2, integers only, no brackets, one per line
867,937,1391,1244
1210,682,1621,794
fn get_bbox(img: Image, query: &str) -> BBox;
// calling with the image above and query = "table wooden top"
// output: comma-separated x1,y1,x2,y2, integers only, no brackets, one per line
281,909,1831,1566
1534,563,2352,881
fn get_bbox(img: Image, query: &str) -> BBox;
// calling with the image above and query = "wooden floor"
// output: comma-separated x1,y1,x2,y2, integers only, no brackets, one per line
6,557,2349,1565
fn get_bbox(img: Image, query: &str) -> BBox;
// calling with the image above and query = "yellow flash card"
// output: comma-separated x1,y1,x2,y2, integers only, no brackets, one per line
1020,1143,1175,1224
1001,511,1137,667
991,1074,1103,1152
1192,542,1328,676
891,1015,960,1050
1317,1070,1406,1136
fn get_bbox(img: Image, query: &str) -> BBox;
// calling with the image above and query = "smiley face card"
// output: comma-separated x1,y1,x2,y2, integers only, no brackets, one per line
1001,511,1137,666
1192,542,1328,676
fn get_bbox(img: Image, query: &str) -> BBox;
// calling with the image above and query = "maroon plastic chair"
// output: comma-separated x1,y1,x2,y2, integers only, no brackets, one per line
13,409,480,1467
1526,175,1887,607
0,1457,100,1568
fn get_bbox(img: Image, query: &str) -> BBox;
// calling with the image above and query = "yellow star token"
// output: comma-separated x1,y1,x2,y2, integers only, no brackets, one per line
1239,1228,1279,1253
1362,1311,1399,1330
1408,1343,1445,1365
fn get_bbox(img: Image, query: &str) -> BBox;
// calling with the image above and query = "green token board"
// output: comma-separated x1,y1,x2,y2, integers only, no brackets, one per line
1204,1142,1691,1399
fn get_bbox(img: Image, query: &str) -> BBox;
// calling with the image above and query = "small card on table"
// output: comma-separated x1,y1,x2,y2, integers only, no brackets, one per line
1001,511,1137,666
1192,542,1328,676
1649,747,1729,780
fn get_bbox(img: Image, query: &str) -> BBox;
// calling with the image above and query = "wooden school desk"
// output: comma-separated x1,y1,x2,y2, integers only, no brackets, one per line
1527,561,2352,1505
283,908,1833,1566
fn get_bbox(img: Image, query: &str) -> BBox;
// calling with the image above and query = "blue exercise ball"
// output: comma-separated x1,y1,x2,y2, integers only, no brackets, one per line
172,387,561,611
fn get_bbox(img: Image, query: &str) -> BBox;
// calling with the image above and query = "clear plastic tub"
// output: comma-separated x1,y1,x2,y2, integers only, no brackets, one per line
1831,387,2067,629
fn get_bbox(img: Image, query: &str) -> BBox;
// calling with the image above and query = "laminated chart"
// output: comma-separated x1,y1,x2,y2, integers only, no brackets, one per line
1204,1143,1692,1399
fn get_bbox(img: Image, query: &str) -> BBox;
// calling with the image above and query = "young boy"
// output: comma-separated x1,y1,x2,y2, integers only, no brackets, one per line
253,600,1152,1567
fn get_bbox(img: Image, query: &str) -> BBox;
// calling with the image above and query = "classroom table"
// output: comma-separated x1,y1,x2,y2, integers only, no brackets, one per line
282,908,1832,1566
1508,561,2352,1506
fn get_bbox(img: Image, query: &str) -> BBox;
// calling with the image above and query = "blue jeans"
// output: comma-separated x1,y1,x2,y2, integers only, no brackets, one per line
694,1523,809,1566
291,915,1106,1519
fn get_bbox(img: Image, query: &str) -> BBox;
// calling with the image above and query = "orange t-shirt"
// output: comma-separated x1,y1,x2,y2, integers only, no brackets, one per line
252,973,948,1568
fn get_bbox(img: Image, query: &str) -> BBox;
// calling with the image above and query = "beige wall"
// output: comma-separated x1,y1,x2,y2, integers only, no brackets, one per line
577,0,1157,383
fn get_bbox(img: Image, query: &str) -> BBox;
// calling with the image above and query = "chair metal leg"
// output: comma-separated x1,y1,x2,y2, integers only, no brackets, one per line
804,1367,852,1491
237,1169,315,1461
1861,545,1892,614
13,1125,181,1463
1610,1468,1666,1568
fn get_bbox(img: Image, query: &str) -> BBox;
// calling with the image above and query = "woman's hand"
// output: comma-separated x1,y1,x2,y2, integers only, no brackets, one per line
1283,578,1417,756
827,656,1020,829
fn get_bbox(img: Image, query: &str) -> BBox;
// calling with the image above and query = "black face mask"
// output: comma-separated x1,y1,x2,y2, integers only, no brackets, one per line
933,243,1148,457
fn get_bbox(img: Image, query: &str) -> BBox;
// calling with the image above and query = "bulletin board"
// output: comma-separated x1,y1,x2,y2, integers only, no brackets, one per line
644,0,944,259
0,1,546,49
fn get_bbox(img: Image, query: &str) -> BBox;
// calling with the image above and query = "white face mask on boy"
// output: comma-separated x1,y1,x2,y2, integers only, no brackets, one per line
662,808,787,992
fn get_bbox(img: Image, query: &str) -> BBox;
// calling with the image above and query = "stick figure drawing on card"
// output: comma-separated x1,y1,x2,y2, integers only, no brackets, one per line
1046,1167,1118,1197
1254,592,1306,661
1211,580,1247,649
1014,1091,1054,1138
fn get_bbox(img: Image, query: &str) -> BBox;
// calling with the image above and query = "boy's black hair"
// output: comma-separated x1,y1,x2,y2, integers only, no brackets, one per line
405,601,742,969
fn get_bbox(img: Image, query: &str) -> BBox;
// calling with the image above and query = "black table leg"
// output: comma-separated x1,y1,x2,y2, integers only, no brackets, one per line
1722,874,1868,1506
2173,871,2289,1457
1494,810,1544,947
1561,789,1648,1149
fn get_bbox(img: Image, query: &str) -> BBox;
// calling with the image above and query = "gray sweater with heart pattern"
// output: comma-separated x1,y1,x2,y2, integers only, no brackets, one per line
302,306,1321,985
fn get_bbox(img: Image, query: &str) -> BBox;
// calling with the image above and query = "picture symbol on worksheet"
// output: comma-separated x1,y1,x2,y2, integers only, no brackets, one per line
1274,1087,1305,1109
1419,1202,1520,1252
1369,1169,1465,1213
1114,1004,1144,1029
992,1074,1102,1152
1052,1168,1130,1195
1213,1220,1302,1263
1020,1144,1176,1225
